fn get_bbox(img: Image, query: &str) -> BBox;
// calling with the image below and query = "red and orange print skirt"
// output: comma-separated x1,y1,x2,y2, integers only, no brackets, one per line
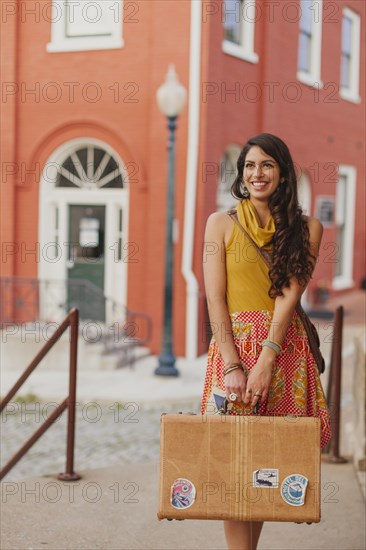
200,310,332,449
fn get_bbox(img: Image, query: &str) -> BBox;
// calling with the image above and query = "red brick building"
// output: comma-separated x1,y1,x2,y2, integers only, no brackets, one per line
1,0,365,358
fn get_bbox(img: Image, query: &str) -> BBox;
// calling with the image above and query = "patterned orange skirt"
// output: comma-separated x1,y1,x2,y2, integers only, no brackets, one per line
200,310,332,449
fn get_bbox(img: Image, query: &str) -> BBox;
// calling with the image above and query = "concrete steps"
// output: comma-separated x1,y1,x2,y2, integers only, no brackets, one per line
1,322,151,372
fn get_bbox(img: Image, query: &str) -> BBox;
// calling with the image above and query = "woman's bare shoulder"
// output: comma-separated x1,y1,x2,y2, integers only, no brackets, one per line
302,215,324,241
205,210,235,229
205,210,236,244
302,214,323,228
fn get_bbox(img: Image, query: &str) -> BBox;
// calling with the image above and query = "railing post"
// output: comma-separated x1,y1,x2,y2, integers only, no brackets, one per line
323,316,335,456
58,308,81,480
326,305,347,463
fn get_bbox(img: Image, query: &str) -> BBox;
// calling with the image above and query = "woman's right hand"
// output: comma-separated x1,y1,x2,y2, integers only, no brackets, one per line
224,369,247,403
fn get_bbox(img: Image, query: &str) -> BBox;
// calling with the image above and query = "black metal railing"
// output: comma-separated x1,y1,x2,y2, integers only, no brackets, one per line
0,276,152,366
324,305,347,463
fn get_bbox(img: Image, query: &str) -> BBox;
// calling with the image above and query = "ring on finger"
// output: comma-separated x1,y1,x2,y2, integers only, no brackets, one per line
229,392,238,402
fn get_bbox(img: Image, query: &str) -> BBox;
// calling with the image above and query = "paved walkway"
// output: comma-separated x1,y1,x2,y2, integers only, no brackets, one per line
1,458,365,550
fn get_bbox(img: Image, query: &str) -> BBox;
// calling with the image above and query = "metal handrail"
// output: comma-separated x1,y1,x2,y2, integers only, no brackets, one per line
0,275,152,347
0,308,80,481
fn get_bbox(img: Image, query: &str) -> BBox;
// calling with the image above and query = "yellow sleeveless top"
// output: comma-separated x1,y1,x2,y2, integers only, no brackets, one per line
226,199,276,313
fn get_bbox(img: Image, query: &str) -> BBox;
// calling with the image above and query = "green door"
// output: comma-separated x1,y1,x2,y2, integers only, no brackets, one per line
67,205,106,321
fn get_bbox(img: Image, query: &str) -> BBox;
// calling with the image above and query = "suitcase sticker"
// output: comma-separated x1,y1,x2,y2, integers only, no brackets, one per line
281,474,309,506
253,469,279,488
171,478,196,509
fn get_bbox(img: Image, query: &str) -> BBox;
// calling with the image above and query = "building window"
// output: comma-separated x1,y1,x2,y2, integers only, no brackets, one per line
297,0,323,88
223,0,243,45
222,0,259,64
56,145,124,189
333,165,357,290
47,0,123,53
315,196,335,227
340,8,361,103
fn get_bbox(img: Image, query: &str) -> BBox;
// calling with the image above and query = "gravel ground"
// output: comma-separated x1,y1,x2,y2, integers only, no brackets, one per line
1,398,201,482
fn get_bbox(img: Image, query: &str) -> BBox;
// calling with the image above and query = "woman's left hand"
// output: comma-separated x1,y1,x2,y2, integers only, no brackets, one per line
244,348,276,408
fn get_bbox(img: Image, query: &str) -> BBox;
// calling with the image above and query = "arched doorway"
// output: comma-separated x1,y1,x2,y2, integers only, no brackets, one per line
39,138,129,323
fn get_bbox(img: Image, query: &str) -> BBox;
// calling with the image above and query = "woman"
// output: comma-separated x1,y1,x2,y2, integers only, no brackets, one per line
201,133,331,550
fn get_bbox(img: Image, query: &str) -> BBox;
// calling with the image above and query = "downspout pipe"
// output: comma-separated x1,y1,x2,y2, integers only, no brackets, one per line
181,0,202,359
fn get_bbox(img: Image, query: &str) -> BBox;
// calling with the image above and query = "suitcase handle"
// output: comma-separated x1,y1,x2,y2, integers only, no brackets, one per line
217,398,260,415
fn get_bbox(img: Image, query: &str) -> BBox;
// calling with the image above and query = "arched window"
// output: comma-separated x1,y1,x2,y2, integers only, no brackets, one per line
217,144,242,211
56,145,124,189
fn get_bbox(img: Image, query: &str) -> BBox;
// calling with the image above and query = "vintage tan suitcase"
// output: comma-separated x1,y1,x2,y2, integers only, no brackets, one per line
157,413,321,523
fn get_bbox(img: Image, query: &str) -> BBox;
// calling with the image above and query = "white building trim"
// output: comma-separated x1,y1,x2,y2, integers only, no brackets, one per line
332,164,356,290
182,0,202,359
47,0,124,53
297,0,324,88
222,0,259,64
339,7,361,104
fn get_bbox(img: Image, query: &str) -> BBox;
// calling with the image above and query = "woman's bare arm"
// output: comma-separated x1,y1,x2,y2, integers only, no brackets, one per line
203,212,248,402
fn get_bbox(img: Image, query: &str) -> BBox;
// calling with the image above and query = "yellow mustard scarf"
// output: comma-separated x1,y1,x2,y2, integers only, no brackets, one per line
236,199,275,248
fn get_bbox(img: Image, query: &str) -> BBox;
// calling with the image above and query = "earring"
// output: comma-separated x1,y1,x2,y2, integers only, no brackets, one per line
243,184,250,198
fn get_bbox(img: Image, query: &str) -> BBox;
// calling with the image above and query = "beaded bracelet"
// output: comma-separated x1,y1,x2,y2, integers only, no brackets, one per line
262,339,282,355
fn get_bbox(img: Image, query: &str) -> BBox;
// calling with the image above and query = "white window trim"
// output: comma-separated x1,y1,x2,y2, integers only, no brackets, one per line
222,0,259,64
297,0,323,88
339,7,361,104
47,0,124,53
332,165,356,290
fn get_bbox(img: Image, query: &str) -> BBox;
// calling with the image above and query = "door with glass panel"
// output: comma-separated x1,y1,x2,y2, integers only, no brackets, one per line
67,205,106,321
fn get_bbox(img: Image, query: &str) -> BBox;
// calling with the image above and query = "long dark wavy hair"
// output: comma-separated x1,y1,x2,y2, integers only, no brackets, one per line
231,133,316,298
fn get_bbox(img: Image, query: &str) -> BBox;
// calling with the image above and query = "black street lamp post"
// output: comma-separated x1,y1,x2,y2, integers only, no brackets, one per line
154,65,187,377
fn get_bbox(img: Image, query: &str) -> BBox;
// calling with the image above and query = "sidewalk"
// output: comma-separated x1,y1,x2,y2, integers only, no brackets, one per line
1,458,365,550
0,352,206,406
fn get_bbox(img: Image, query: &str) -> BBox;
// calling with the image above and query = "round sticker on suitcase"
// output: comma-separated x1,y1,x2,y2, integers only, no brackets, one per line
281,474,308,506
171,478,196,509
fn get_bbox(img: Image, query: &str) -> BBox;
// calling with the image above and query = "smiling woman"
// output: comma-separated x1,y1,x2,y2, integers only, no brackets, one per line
201,133,331,550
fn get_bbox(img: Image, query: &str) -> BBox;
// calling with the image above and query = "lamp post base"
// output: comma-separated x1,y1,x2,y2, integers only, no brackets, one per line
155,352,180,376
